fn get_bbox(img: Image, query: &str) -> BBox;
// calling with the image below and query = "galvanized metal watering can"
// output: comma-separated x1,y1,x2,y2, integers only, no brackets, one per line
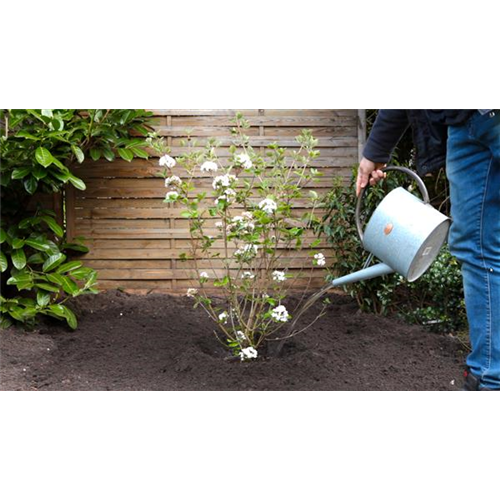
331,166,451,287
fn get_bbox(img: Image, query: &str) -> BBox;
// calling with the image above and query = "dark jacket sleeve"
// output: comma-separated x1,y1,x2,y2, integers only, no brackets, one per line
362,110,410,163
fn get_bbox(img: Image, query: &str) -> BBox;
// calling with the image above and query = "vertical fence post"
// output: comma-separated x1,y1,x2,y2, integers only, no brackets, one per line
53,192,64,228
358,109,367,162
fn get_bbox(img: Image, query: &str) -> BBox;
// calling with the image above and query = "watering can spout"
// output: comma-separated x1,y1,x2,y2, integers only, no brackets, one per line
331,263,395,287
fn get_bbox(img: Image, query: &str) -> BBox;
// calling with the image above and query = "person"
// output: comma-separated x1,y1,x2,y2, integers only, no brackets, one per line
357,110,500,391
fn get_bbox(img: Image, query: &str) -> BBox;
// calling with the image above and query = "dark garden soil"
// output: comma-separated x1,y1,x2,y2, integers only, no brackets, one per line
0,290,467,391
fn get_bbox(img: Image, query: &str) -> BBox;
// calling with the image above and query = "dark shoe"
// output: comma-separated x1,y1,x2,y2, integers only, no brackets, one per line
463,370,481,390
463,369,499,391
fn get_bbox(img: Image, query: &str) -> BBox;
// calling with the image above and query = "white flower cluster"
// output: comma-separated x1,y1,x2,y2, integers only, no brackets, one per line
234,244,259,260
218,311,229,324
215,188,237,205
201,161,218,173
272,271,287,282
165,175,182,188
213,174,237,190
271,305,290,323
227,212,255,234
240,346,258,361
241,271,255,280
235,153,253,170
200,272,209,280
259,198,278,215
212,174,238,206
165,191,180,203
235,330,246,342
186,288,198,298
314,253,326,267
215,221,224,230
159,155,176,168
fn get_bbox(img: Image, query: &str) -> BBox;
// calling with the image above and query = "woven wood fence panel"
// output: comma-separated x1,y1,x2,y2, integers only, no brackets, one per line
69,109,362,294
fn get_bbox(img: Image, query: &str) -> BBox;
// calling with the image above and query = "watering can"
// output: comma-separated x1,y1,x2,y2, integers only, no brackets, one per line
331,166,451,287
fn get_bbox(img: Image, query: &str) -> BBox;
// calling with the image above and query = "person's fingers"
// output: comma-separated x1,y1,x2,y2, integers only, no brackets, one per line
356,172,369,197
372,169,386,181
356,161,388,196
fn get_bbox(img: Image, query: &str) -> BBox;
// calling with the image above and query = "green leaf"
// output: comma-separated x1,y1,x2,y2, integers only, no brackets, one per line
50,117,64,131
0,172,11,187
0,228,7,244
83,270,98,288
61,305,77,330
0,251,7,272
27,253,45,264
48,304,77,329
40,216,64,238
7,270,33,290
15,131,40,141
7,306,26,321
118,149,134,162
43,253,66,272
0,315,13,329
51,157,66,170
62,243,89,253
33,165,48,180
11,238,25,249
68,175,86,191
57,261,82,274
51,169,70,182
36,290,51,307
71,145,85,164
12,166,31,179
90,148,101,161
102,147,115,162
70,267,94,280
35,147,53,167
130,147,149,159
46,273,78,295
36,283,60,293
24,176,38,194
48,304,66,318
11,248,26,270
61,277,79,296
25,238,51,252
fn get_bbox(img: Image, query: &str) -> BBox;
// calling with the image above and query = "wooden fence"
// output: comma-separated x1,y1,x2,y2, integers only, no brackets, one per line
67,109,364,294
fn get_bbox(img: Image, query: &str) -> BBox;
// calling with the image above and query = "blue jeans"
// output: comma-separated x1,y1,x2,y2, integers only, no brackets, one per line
447,111,500,390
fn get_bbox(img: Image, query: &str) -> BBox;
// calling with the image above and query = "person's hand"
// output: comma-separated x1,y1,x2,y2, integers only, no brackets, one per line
356,157,387,197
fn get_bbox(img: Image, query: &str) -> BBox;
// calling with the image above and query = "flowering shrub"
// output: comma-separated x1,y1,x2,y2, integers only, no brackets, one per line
149,113,330,360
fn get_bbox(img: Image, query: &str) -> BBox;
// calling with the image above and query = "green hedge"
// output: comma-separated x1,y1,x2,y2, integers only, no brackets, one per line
0,109,152,329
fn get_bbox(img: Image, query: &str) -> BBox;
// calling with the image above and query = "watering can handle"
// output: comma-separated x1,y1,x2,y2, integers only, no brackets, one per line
355,166,430,244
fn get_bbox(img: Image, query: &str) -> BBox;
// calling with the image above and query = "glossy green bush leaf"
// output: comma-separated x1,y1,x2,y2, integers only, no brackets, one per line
43,253,66,272
40,216,64,238
0,251,8,272
68,175,86,191
36,290,51,307
71,145,85,164
25,238,51,252
11,166,31,179
118,148,134,162
24,176,38,194
35,147,53,167
57,261,82,274
0,228,7,244
11,248,26,270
